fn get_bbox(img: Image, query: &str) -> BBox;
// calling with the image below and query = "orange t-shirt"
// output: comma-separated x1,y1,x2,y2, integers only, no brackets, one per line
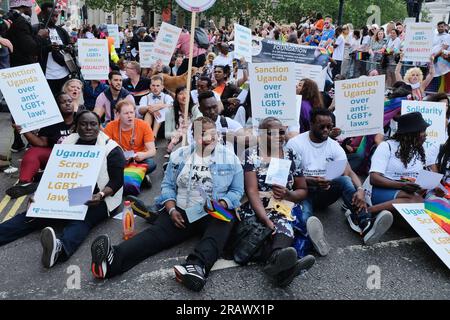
103,119,154,153
315,19,324,31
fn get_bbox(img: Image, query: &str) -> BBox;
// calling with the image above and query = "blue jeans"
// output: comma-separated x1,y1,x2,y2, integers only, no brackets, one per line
0,202,110,261
140,158,157,174
301,176,356,224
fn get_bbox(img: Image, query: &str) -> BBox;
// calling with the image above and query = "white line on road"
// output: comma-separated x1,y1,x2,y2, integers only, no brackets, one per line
336,237,422,254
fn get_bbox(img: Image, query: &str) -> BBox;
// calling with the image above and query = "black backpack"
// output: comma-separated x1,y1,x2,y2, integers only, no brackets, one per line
194,27,210,49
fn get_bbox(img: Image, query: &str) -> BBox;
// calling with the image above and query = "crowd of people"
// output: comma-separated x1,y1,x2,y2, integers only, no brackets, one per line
0,0,449,292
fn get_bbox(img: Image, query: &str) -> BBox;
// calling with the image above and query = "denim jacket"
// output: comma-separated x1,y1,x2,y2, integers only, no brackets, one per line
155,143,244,210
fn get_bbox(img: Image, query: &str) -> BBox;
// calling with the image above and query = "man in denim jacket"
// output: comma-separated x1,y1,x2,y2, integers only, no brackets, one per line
90,117,244,292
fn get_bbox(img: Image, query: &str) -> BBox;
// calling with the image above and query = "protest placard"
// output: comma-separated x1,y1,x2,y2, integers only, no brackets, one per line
294,63,325,91
0,63,63,133
393,203,450,269
107,24,121,48
249,62,297,126
78,39,109,80
335,75,385,138
403,23,434,63
234,23,252,62
401,100,447,151
151,22,182,67
27,145,106,221
139,42,155,68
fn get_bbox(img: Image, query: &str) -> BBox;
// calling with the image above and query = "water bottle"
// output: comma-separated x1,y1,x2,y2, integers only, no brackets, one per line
122,201,135,240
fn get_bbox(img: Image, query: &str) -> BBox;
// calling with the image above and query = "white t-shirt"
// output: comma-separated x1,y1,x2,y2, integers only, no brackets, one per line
332,34,345,61
190,90,221,105
285,132,347,177
46,28,70,80
370,140,435,181
176,153,213,209
138,92,174,119
213,53,234,68
386,37,401,52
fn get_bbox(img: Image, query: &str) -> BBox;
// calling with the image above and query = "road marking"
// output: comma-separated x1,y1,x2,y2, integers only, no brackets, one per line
0,195,11,215
337,237,422,254
2,196,26,222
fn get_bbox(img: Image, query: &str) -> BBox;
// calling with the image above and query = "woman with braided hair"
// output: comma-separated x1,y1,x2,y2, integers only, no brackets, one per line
368,112,436,217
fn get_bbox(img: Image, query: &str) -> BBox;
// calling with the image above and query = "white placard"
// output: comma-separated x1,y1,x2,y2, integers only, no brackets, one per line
0,63,63,133
393,203,450,269
78,39,109,80
335,75,385,138
139,42,155,68
27,145,106,220
325,159,347,180
265,158,292,186
249,62,297,126
175,0,216,12
403,23,434,63
415,170,444,190
151,22,182,67
401,100,447,151
234,23,252,62
107,24,121,48
294,64,325,91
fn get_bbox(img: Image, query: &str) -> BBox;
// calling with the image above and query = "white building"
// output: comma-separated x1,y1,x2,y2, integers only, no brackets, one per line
423,0,450,26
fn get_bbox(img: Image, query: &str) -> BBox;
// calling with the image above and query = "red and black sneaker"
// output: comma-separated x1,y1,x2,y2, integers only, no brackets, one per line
91,235,114,279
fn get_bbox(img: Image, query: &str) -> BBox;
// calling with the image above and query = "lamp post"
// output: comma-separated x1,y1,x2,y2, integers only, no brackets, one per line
338,0,344,26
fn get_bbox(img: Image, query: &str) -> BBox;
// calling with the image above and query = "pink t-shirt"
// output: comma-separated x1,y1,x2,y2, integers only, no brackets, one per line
176,32,207,58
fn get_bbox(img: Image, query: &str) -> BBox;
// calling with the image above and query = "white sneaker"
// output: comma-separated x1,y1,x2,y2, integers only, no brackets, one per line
307,216,330,256
40,227,63,268
363,210,393,245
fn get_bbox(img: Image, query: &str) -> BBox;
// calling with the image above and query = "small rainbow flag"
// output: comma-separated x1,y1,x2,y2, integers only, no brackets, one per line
425,198,450,235
124,162,148,196
355,52,363,61
206,200,234,222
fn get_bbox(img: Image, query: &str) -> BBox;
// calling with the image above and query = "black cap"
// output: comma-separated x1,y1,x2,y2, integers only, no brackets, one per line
396,112,429,134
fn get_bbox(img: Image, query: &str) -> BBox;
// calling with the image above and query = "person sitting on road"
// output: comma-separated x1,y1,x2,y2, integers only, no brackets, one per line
0,111,125,268
368,112,438,220
103,99,156,189
286,108,392,250
240,117,315,287
138,74,174,139
6,92,75,199
90,116,244,292
93,71,135,125
62,79,85,113
213,65,243,123
432,122,450,199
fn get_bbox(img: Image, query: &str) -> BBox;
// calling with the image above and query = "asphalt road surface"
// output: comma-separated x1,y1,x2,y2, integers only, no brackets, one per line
0,112,449,300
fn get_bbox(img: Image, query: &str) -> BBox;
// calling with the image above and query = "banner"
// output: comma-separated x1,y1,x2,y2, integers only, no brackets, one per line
335,75,385,138
393,203,450,269
234,23,252,62
403,23,434,63
295,63,326,91
107,24,121,48
78,39,109,80
151,22,182,67
139,42,155,68
249,62,297,126
27,145,106,221
401,100,447,151
0,63,63,133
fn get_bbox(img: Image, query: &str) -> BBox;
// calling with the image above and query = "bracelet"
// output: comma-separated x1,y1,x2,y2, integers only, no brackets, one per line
357,186,364,191
168,207,177,215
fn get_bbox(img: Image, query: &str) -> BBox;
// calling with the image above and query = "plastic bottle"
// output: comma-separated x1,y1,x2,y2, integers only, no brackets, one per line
122,201,135,240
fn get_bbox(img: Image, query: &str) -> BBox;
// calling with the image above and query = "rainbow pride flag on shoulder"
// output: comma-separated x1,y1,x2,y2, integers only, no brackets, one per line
425,198,450,235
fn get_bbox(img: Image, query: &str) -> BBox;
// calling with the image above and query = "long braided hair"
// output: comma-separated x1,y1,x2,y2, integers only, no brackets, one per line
391,131,426,168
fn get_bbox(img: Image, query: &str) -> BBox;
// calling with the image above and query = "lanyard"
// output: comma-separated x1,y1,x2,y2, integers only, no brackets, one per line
118,120,135,150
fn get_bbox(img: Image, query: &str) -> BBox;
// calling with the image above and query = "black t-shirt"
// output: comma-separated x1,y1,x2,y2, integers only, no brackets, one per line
122,77,151,105
38,120,74,147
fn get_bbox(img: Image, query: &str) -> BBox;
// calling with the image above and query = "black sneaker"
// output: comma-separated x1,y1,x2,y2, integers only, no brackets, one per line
263,247,298,277
6,182,38,199
40,227,63,268
10,141,25,153
124,195,159,223
174,264,206,292
363,210,393,245
275,254,315,288
306,216,330,256
345,209,362,234
91,234,114,279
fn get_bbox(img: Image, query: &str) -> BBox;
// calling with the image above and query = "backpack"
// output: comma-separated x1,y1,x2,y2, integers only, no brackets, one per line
194,27,210,49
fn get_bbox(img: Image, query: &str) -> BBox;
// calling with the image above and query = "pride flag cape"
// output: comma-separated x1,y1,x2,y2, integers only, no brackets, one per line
206,199,234,222
124,162,148,196
425,198,450,235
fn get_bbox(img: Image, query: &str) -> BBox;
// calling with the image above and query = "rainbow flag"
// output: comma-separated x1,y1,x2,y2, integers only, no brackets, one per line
124,162,148,196
355,52,363,61
206,200,234,222
425,198,450,235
